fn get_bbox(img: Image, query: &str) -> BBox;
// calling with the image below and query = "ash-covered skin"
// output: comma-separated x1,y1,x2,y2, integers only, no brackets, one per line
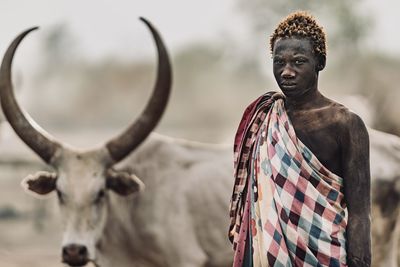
272,36,371,266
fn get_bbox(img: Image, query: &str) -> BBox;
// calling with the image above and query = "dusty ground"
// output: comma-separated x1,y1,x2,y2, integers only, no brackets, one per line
0,133,61,266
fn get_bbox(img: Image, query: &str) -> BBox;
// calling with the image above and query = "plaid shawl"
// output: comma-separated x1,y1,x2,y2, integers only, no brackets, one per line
229,93,348,267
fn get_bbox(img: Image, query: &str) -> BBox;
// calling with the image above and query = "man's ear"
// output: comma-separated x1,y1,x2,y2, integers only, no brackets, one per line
106,169,145,196
21,171,58,197
317,55,326,71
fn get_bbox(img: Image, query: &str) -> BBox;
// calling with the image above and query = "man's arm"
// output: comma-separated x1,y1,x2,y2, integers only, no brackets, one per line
341,112,371,267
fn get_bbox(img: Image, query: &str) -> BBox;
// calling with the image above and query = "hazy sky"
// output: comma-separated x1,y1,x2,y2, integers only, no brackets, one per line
363,0,399,55
0,0,399,65
0,0,240,63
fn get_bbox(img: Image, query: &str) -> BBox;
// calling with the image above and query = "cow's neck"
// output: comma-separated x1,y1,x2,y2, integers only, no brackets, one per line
97,134,171,266
97,194,138,262
96,133,229,267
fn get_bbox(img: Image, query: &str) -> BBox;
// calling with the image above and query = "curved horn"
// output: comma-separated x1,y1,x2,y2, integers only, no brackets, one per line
105,17,172,163
0,27,62,164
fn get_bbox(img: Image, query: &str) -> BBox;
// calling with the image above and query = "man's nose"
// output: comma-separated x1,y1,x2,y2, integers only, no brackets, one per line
281,65,295,78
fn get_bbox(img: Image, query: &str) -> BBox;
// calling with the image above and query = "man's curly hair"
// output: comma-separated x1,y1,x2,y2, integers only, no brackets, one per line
270,11,327,59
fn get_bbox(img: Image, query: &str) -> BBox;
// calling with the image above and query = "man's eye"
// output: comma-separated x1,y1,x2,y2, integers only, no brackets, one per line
274,59,284,65
295,59,305,65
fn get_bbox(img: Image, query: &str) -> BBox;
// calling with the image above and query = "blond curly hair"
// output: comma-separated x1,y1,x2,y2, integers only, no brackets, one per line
270,11,327,59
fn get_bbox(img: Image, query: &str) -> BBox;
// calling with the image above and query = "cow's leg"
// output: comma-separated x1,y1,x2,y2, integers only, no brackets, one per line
380,210,400,267
371,180,400,267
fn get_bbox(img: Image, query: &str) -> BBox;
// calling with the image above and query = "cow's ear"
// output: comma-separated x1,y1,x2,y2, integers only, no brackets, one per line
106,169,144,196
21,171,57,197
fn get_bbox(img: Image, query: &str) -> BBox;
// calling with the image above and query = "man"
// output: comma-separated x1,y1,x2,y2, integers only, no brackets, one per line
229,11,371,267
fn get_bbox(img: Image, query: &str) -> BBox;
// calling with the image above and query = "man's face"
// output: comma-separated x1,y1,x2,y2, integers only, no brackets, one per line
272,37,319,98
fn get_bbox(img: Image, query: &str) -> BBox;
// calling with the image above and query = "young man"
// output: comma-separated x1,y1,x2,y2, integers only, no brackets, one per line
229,12,371,267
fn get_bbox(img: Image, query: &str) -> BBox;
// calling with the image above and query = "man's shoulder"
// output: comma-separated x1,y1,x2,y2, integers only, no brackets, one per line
323,98,366,128
323,100,369,141
336,105,366,129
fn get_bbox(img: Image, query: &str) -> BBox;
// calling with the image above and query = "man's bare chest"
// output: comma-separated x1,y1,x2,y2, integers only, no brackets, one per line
288,111,343,176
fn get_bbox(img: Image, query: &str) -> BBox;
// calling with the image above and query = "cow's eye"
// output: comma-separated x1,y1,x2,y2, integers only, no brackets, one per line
94,190,105,204
56,190,65,204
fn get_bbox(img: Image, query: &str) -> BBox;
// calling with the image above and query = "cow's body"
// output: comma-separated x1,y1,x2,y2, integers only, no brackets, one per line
369,128,400,267
98,133,233,267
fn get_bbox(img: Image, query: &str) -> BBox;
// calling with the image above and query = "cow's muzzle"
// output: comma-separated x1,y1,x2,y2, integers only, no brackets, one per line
62,244,89,266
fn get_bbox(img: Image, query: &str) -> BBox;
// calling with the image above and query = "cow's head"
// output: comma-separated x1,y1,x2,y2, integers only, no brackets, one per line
0,18,171,267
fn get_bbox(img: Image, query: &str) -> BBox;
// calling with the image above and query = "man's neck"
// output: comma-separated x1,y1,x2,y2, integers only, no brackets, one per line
284,88,324,111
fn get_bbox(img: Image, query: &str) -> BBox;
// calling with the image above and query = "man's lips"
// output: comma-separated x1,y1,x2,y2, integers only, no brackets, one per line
280,82,297,87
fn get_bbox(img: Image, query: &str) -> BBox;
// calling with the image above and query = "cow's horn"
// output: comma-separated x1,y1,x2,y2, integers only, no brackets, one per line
105,17,172,163
0,27,62,164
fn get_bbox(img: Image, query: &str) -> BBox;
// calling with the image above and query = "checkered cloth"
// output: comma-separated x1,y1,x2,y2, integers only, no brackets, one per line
229,93,348,267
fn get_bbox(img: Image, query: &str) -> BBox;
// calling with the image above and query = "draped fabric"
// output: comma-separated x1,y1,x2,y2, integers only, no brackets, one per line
229,93,348,267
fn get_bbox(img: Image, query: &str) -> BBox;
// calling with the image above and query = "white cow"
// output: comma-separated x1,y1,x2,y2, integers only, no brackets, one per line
99,134,233,267
0,19,233,267
369,128,400,267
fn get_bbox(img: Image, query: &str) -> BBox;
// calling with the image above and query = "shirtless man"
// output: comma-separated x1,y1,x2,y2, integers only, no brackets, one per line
229,12,371,267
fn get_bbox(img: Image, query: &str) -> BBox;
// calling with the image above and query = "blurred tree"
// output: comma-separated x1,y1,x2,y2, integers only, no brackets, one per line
236,0,373,59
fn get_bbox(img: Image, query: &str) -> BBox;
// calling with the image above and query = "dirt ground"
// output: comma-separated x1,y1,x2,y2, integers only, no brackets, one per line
0,141,61,266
